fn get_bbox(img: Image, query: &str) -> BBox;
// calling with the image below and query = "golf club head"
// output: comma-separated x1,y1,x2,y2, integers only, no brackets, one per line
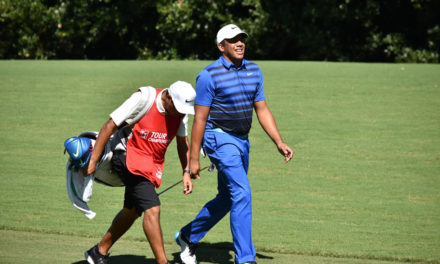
200,163,215,172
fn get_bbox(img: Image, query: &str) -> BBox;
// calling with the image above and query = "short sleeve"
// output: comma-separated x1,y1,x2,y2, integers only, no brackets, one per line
254,67,266,102
110,87,156,127
195,69,215,107
176,114,189,137
110,91,143,127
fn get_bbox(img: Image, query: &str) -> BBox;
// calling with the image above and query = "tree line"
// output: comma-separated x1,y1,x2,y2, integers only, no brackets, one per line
1,0,439,62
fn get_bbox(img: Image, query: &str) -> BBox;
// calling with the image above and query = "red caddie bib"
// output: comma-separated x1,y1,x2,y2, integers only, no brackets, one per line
126,89,182,187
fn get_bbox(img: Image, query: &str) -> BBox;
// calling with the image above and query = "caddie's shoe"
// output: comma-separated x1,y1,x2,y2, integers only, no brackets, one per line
243,262,258,264
85,244,109,264
175,231,197,264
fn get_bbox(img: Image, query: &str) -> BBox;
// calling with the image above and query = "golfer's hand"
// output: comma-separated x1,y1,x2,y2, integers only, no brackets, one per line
182,173,193,195
189,159,201,179
277,142,294,162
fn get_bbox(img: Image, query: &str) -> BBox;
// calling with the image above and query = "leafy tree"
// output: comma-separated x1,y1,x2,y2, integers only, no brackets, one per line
0,0,438,62
260,0,439,62
54,0,159,59
153,0,268,59
0,0,61,58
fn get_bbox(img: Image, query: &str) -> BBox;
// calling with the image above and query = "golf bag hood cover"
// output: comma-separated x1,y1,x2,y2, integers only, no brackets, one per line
64,136,92,168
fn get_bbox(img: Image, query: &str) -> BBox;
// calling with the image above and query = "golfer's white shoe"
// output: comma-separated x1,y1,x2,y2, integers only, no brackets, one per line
175,231,198,264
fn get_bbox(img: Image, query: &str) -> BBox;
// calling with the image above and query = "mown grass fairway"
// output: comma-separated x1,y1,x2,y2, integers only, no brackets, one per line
0,61,439,264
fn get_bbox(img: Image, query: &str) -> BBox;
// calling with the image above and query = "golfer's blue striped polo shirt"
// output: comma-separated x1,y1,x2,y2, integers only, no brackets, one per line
195,56,265,135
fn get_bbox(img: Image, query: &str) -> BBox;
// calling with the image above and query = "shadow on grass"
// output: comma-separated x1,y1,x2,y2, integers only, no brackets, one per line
171,241,274,264
72,255,153,264
72,242,274,264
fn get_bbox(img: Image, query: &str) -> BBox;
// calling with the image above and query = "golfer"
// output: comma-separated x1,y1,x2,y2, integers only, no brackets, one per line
84,81,196,264
174,24,293,264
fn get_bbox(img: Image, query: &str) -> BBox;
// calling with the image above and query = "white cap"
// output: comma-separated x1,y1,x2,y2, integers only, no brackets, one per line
167,81,196,115
216,24,248,45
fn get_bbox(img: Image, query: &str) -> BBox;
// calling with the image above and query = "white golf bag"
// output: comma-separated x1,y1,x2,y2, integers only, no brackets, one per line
65,128,132,219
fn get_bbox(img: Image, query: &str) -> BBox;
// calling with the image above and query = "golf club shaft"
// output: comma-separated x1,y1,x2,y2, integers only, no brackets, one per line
157,180,181,196
157,164,212,196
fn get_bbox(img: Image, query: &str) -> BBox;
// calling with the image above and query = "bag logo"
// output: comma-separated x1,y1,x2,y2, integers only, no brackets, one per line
73,144,80,157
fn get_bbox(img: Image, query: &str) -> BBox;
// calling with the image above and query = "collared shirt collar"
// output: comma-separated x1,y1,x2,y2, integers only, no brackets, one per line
219,56,247,70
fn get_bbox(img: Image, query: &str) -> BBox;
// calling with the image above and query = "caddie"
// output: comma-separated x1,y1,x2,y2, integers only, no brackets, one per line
65,80,196,264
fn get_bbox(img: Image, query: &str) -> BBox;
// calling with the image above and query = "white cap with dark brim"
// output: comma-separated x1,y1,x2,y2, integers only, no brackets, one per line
167,81,196,115
216,24,248,45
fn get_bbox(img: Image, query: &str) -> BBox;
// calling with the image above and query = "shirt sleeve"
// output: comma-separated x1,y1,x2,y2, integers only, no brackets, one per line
176,114,189,137
195,69,215,107
110,90,143,127
254,67,266,102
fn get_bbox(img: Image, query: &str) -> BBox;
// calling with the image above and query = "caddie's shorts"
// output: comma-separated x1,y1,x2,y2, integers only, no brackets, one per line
111,150,160,216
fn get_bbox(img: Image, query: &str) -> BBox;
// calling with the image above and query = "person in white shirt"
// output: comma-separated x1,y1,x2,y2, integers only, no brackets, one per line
65,81,196,264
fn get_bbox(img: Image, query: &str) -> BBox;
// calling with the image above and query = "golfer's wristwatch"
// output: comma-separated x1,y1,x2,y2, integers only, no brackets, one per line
183,169,192,175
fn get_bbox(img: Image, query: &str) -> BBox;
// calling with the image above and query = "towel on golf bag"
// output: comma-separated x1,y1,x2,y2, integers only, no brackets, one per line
66,161,96,219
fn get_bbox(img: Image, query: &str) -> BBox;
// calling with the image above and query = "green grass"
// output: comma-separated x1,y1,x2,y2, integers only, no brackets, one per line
0,61,439,264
